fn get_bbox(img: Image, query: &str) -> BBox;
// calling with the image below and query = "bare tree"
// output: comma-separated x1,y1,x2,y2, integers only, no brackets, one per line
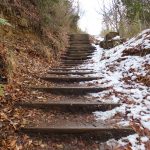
97,0,127,36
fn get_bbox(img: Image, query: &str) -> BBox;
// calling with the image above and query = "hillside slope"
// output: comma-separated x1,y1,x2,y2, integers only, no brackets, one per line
92,29,150,149
0,1,79,149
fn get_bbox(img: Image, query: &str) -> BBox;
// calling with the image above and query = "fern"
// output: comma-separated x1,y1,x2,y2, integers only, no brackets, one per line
0,18,11,26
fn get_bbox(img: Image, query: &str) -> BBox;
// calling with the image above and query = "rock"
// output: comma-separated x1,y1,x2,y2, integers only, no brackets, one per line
105,32,119,41
100,32,126,49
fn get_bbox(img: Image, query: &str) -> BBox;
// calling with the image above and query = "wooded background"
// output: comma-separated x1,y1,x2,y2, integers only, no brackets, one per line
99,0,150,37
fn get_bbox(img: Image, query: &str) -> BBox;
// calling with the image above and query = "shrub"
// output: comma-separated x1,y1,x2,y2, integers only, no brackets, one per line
36,0,79,32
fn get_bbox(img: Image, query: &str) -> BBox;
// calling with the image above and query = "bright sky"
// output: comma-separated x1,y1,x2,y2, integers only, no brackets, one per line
76,0,111,35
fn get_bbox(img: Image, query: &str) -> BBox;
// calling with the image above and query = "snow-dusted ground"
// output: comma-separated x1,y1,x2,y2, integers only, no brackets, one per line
75,29,150,149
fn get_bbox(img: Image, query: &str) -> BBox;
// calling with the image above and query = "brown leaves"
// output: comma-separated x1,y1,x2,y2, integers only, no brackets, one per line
2,136,23,150
0,112,8,120
122,47,150,57
136,75,150,86
122,48,140,56
130,119,150,137
0,43,8,79
9,140,17,149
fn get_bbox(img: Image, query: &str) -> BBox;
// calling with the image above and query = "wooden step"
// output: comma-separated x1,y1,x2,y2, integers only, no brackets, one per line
69,37,89,40
69,36,89,39
69,42,90,44
64,50,94,54
61,64,88,67
15,102,120,111
61,63,79,65
62,54,93,57
69,37,89,39
69,44,92,47
47,71,96,75
67,47,95,50
61,61,85,65
69,38,89,41
41,76,100,82
60,63,84,66
62,51,93,55
60,56,91,60
62,53,93,57
31,87,106,95
49,68,93,71
69,36,89,38
62,63,85,66
69,38,89,40
64,51,94,54
61,58,88,63
21,126,135,139
62,52,93,55
61,63,84,65
61,58,90,61
69,34,89,37
61,60,86,63
69,41,91,43
66,49,95,53
67,46,96,50
67,48,95,51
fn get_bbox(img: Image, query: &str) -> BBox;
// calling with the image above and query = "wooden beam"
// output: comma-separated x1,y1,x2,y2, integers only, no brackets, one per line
47,71,96,75
40,76,100,82
15,102,120,111
31,87,106,95
21,126,135,135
